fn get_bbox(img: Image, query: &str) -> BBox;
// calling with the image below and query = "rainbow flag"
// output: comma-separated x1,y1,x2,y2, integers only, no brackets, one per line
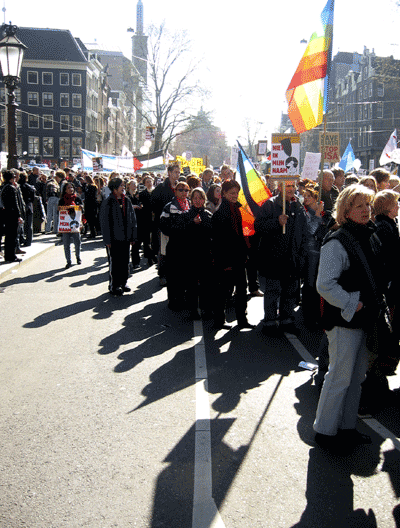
236,143,272,237
286,0,335,134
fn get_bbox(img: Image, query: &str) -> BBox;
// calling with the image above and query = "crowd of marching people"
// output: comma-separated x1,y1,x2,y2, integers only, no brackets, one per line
0,161,399,453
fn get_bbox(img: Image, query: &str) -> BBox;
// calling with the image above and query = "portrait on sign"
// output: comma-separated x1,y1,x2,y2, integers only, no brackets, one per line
271,134,300,178
58,206,82,233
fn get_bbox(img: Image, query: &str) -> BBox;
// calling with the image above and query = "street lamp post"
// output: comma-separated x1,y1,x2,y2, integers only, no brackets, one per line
0,23,27,169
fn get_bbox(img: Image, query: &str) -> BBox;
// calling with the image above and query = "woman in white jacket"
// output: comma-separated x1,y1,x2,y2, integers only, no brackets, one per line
314,184,382,454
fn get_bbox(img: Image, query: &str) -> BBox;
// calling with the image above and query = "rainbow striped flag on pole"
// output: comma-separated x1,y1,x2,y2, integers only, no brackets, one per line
236,142,272,237
286,0,335,134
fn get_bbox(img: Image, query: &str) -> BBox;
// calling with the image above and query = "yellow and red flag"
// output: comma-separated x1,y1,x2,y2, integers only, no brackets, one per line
286,0,335,134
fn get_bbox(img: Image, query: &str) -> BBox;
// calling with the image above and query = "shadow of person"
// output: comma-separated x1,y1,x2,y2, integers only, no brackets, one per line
151,418,248,528
205,327,294,415
130,345,198,412
393,504,400,527
382,448,400,498
291,446,380,528
294,377,320,447
23,292,112,328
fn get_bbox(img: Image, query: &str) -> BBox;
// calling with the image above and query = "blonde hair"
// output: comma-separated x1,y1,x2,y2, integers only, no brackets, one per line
333,184,374,225
389,175,400,192
373,190,399,216
358,176,378,194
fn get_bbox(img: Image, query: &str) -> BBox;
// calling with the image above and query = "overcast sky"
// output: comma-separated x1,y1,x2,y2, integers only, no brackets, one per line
7,0,400,146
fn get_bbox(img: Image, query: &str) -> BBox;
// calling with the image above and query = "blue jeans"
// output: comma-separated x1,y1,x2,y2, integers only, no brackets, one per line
63,232,81,264
46,197,59,233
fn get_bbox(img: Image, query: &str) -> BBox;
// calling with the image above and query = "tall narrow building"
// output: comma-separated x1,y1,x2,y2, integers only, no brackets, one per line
132,0,148,84
131,0,148,151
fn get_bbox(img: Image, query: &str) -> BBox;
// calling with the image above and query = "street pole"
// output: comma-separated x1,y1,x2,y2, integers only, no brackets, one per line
0,23,27,169
6,78,18,169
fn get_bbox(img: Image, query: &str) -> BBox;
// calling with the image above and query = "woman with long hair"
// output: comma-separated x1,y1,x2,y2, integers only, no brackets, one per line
59,182,83,269
205,183,222,214
211,180,253,329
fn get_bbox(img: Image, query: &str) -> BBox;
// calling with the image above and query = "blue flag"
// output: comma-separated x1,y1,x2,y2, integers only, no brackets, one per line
339,141,355,172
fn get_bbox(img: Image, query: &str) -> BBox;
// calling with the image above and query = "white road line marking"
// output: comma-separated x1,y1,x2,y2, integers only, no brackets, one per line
285,331,400,452
192,320,226,528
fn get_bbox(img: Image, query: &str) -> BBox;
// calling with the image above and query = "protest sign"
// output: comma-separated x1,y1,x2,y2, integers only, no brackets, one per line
319,132,340,162
92,157,103,173
302,152,321,181
271,134,300,178
175,155,206,175
58,206,82,233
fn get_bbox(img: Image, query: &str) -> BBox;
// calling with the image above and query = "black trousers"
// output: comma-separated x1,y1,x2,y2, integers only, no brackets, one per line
214,264,248,325
106,241,130,291
4,217,18,261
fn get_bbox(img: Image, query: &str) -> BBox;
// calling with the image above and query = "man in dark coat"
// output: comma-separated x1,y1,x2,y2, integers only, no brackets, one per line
18,172,36,246
254,180,309,332
151,163,181,285
100,177,137,296
1,170,25,262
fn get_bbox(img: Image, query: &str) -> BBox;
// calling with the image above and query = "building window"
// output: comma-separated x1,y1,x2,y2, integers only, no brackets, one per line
368,103,372,120
43,137,54,157
72,93,82,108
42,72,53,85
60,93,69,107
369,83,373,98
358,105,363,120
60,137,70,157
358,128,362,148
15,88,21,103
43,115,53,129
42,92,53,107
377,102,383,118
364,104,368,119
60,73,69,86
72,115,82,131
72,137,82,157
27,92,39,106
60,115,69,131
28,136,40,156
27,71,38,84
358,90,362,102
28,114,39,128
363,126,367,147
377,83,384,96
368,125,372,147
72,73,82,86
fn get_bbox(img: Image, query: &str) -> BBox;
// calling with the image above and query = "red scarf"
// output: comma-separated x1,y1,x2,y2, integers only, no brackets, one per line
177,198,190,211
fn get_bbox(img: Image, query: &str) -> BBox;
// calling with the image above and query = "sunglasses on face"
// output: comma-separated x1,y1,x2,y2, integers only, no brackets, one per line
177,188,189,192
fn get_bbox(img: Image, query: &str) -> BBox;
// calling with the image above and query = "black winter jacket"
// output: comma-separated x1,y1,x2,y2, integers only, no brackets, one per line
211,198,248,270
254,194,309,278
100,193,137,245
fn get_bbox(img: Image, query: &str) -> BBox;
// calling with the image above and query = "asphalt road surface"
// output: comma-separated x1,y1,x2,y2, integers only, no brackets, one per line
0,237,399,528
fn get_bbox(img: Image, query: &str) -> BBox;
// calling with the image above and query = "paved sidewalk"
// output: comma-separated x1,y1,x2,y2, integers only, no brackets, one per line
0,233,59,281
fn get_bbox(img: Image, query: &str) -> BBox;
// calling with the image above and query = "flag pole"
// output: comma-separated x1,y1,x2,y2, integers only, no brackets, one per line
318,113,328,202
